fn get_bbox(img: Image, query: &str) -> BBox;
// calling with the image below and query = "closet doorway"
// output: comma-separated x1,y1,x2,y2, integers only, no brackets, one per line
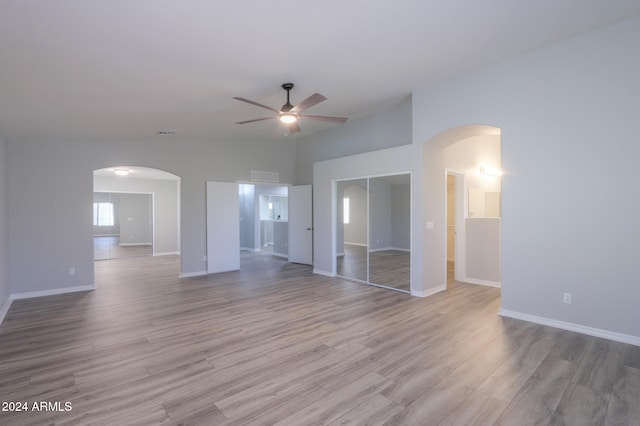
336,173,411,293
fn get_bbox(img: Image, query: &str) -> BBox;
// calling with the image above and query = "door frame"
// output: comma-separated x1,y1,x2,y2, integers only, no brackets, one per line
288,184,313,265
445,169,465,283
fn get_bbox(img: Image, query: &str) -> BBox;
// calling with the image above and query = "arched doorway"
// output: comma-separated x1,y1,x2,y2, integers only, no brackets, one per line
422,124,502,291
93,166,180,261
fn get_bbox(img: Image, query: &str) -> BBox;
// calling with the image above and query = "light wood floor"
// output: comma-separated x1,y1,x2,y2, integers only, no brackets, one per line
337,244,410,292
94,236,152,260
1,253,639,425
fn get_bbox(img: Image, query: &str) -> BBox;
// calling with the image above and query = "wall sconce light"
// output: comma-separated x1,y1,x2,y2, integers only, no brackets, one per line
480,166,503,177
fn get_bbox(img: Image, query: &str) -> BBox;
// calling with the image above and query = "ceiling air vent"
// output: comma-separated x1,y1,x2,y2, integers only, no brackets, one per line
251,171,279,183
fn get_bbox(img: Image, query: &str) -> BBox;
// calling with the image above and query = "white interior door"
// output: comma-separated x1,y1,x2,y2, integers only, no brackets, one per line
206,181,240,273
288,185,313,265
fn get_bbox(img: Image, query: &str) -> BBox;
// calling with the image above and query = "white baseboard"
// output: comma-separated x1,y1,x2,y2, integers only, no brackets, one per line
153,251,180,257
464,277,501,288
11,284,96,300
179,270,207,278
369,247,410,253
313,269,335,277
369,247,392,253
0,295,12,325
344,242,367,247
272,252,288,258
240,247,260,252
411,284,447,298
499,308,640,347
119,242,152,247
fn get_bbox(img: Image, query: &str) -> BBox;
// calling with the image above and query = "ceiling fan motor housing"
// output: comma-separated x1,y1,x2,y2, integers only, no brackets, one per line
281,83,295,112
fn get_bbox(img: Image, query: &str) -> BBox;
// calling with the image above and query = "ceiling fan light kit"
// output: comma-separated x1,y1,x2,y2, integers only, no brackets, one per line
279,113,297,124
233,82,347,134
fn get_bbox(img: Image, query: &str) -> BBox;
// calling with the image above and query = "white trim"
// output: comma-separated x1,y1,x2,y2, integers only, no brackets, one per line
153,251,180,257
367,281,410,295
240,247,260,252
119,242,152,247
0,296,13,325
11,284,96,300
499,309,640,347
272,252,288,258
411,284,447,298
179,270,207,278
369,247,410,253
344,242,367,247
464,277,501,288
313,269,334,277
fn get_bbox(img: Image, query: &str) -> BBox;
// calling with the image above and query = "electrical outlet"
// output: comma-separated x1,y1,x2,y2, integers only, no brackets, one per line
69,267,75,276
563,292,572,304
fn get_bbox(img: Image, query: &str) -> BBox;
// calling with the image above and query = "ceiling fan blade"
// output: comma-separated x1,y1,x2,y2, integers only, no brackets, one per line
235,116,277,124
299,114,348,123
291,93,327,113
233,97,280,113
287,122,301,134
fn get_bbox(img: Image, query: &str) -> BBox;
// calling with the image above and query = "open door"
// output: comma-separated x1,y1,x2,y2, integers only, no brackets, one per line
288,185,313,265
206,181,240,273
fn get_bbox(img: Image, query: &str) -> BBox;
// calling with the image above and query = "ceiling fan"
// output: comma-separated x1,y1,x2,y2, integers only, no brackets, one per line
233,83,348,134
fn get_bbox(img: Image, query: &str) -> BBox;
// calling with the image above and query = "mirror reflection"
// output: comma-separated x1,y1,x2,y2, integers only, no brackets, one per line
368,174,410,291
468,188,501,218
335,173,411,293
336,179,368,282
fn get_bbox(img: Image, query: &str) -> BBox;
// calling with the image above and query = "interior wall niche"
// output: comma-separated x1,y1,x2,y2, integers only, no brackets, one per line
336,173,411,293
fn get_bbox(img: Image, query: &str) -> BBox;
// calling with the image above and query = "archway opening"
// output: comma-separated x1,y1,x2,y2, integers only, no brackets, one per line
92,166,180,262
422,124,502,293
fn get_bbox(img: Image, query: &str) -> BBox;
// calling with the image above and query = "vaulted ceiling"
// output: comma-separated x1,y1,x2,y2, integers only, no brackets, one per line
1,1,639,143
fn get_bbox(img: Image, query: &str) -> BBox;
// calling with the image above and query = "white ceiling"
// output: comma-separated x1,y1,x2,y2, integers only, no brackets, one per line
1,1,639,144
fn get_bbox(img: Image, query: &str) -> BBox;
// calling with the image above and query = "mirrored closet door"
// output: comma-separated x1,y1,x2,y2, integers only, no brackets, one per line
368,174,411,291
335,173,411,293
336,179,368,282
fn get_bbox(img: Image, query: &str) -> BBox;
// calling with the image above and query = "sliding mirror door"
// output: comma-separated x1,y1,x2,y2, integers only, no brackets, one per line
368,174,411,292
336,179,368,282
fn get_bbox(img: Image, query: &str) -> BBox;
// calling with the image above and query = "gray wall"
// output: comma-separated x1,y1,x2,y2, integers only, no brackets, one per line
118,193,152,246
390,183,410,250
0,133,9,317
369,178,391,250
8,137,295,293
370,177,410,251
295,97,412,184
413,18,640,338
273,221,288,257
